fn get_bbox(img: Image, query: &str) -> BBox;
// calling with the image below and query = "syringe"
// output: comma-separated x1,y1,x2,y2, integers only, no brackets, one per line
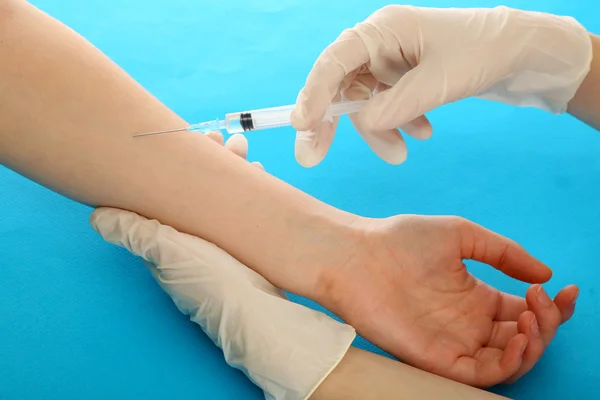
132,100,368,137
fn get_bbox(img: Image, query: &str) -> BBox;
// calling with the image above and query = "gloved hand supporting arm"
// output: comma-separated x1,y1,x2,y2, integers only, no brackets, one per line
90,207,356,400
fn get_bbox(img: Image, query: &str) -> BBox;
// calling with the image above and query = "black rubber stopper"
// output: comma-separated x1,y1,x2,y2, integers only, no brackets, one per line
240,113,254,132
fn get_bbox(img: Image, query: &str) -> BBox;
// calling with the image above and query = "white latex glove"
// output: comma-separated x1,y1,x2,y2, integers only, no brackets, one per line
90,207,355,400
291,5,593,167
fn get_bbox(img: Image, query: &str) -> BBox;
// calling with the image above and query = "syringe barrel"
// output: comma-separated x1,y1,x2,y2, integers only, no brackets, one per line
243,105,295,132
327,100,368,116
223,113,246,134
224,100,368,133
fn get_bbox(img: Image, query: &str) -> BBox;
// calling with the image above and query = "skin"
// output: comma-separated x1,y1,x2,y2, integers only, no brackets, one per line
312,347,510,400
568,34,600,129
0,0,578,387
210,131,576,395
104,131,510,399
202,132,511,399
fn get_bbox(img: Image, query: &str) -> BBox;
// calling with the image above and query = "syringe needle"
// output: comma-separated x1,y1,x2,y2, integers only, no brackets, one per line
132,128,188,138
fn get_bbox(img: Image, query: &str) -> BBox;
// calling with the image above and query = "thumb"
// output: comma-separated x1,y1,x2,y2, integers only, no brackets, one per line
356,64,446,133
458,219,553,284
294,117,339,168
294,93,341,168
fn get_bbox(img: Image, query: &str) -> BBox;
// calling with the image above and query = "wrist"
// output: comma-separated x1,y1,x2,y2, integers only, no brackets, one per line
269,201,367,301
568,33,600,128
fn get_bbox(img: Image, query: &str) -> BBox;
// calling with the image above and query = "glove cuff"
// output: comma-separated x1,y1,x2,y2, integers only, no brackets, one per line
479,7,593,114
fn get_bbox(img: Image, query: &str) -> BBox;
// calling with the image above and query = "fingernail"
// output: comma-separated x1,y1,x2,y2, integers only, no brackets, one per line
536,285,552,306
530,317,540,337
572,289,579,306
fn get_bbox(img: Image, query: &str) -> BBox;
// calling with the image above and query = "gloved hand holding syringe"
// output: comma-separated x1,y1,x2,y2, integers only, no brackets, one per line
132,100,367,137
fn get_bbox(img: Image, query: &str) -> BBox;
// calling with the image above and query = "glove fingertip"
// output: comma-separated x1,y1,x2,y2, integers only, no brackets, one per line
351,111,409,165
295,133,325,168
90,208,155,257
365,134,408,165
89,207,122,235
378,141,408,165
225,133,249,159
401,115,433,141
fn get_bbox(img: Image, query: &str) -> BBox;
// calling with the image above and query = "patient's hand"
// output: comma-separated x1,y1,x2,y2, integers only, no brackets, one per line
142,131,575,388
323,215,577,387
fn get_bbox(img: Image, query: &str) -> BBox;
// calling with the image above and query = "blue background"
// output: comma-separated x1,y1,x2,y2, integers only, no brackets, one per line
1,0,598,399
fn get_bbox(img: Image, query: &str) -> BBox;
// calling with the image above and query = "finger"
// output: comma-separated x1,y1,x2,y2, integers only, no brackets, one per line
495,292,528,321
356,64,446,132
295,93,341,168
526,285,562,345
458,219,553,284
251,161,264,170
553,284,579,323
224,133,248,159
374,82,433,142
451,335,527,387
345,76,408,165
504,311,544,384
91,207,230,271
400,115,433,140
294,71,374,168
506,286,575,384
90,207,169,265
204,131,225,146
487,321,517,349
291,29,369,131
350,124,408,165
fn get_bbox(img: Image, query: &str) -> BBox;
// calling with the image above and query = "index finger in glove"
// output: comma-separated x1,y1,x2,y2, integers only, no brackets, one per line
291,29,369,131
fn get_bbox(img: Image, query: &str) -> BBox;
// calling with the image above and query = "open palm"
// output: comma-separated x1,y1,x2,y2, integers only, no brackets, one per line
325,215,578,387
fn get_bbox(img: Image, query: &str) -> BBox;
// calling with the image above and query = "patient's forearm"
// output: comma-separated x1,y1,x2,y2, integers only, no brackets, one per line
0,0,356,298
312,347,509,400
569,34,600,129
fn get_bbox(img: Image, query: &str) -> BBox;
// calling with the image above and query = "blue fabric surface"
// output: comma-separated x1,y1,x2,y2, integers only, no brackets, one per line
1,0,599,398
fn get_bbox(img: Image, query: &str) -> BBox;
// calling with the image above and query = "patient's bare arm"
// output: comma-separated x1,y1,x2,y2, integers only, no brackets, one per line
312,347,508,400
569,34,600,129
0,0,358,300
